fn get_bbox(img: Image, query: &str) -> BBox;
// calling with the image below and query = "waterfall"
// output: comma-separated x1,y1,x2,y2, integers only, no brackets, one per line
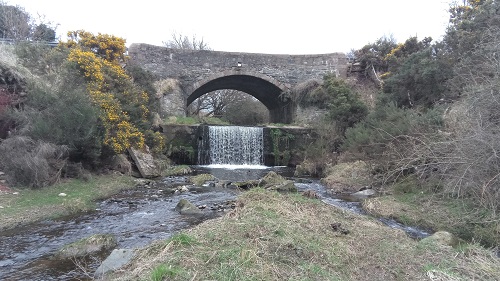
198,126,264,166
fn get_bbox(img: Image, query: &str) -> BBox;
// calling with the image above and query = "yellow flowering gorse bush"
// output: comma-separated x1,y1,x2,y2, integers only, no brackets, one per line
63,30,150,153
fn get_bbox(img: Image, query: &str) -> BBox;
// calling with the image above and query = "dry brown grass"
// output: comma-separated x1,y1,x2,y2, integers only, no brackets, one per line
321,160,372,193
109,189,500,281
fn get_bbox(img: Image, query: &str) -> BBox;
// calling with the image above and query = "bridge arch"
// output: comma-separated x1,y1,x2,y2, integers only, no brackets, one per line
187,70,294,123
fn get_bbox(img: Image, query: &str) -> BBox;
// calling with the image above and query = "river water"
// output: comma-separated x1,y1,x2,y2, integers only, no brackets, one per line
0,166,429,280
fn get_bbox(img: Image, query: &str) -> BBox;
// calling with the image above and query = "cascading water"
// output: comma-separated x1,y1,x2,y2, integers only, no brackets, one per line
198,126,264,166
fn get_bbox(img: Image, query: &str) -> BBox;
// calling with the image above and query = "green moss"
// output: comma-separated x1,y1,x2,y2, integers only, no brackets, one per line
190,173,215,185
270,128,295,166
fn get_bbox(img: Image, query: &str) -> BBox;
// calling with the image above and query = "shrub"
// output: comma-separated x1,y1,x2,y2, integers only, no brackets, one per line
0,136,68,188
342,102,443,159
303,75,368,135
7,58,104,166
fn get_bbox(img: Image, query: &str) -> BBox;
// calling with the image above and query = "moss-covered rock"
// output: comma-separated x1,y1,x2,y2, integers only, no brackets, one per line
420,231,458,247
190,173,216,186
175,199,202,215
259,171,297,192
55,234,117,259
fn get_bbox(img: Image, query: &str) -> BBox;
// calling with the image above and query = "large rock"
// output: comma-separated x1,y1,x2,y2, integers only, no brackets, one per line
351,189,376,199
128,146,159,178
55,234,117,259
175,199,202,215
420,231,458,247
110,154,132,175
95,248,135,277
259,171,297,192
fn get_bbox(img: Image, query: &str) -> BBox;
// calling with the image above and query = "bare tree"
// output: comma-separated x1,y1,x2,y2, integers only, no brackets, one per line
0,3,31,40
163,32,210,50
188,89,248,117
0,2,56,42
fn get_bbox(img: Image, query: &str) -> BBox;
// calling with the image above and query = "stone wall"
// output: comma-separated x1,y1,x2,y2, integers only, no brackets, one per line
161,124,315,167
128,43,347,87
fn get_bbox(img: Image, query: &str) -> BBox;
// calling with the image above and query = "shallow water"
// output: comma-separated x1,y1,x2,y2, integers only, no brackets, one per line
0,166,430,280
0,175,240,280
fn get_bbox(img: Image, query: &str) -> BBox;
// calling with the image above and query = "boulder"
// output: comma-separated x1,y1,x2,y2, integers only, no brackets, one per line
302,190,320,199
55,234,117,260
189,173,215,186
259,171,297,192
420,231,458,247
351,189,376,199
128,145,159,178
111,154,132,175
268,180,298,192
95,248,135,277
175,199,202,215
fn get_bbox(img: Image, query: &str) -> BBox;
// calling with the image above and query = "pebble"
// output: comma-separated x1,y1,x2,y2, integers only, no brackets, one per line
0,206,4,209
58,193,67,197
12,192,19,195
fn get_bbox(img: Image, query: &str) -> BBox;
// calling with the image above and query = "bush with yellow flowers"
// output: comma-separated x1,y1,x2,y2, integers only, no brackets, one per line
61,30,164,154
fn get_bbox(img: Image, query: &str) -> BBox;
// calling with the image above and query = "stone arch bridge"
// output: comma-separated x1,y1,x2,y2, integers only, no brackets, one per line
128,43,347,123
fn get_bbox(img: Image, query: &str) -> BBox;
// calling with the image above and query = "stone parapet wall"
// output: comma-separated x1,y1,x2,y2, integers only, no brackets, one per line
128,43,347,87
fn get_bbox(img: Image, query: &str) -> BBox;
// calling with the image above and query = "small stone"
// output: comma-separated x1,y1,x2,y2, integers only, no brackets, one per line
0,206,4,209
0,180,6,184
58,193,67,197
12,192,19,195
179,186,189,192
151,194,159,198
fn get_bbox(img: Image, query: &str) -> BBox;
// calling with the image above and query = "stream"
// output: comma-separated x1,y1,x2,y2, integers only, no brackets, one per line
0,166,429,281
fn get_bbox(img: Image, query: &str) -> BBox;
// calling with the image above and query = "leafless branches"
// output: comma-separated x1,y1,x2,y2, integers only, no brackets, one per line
162,32,210,51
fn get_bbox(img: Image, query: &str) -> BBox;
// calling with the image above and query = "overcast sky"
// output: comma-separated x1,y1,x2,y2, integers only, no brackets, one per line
6,0,453,54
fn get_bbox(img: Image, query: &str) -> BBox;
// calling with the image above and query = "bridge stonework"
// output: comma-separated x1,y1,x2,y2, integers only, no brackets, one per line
128,43,347,123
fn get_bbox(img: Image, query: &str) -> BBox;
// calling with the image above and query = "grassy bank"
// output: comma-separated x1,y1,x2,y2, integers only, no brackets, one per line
363,190,500,249
0,174,135,230
110,188,500,281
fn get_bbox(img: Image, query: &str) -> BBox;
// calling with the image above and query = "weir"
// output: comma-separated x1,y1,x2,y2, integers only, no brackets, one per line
198,126,264,166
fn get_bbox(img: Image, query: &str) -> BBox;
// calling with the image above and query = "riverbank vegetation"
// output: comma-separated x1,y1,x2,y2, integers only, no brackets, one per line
0,174,135,230
111,189,500,280
294,0,500,251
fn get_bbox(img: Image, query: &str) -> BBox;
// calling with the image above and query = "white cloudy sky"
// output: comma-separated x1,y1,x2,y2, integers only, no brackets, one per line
6,0,453,54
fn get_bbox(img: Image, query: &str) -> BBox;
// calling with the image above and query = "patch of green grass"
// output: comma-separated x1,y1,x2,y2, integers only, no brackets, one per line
164,116,199,125
0,174,135,229
150,264,183,281
162,165,193,176
199,116,231,125
168,233,197,246
164,116,231,126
